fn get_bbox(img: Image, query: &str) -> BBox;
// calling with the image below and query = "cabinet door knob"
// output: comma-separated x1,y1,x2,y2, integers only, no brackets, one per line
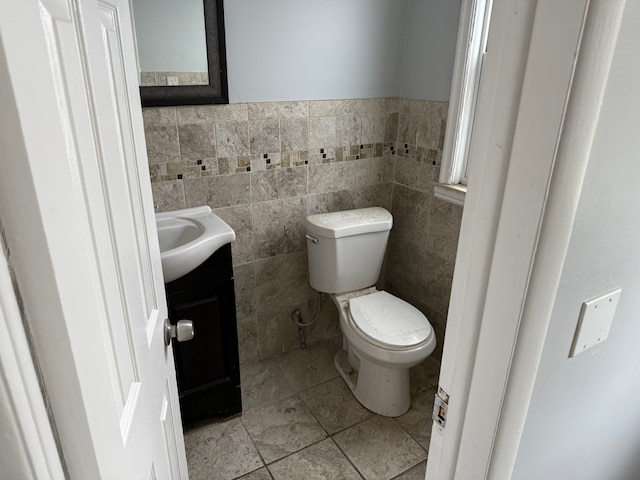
164,318,195,346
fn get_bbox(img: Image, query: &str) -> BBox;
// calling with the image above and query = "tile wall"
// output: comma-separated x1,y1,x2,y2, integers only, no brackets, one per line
143,97,461,363
386,99,462,359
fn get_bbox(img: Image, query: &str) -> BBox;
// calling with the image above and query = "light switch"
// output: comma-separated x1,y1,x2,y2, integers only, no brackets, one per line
569,288,621,358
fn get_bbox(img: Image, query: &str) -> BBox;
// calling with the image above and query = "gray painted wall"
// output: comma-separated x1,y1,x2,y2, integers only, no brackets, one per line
401,0,461,101
132,0,208,72
512,4,640,479
224,0,461,103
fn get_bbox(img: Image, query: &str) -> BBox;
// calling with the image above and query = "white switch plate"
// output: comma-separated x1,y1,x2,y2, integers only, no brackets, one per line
167,76,179,86
569,288,621,358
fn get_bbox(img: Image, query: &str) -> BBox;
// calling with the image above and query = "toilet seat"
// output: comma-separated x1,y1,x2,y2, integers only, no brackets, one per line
348,291,431,350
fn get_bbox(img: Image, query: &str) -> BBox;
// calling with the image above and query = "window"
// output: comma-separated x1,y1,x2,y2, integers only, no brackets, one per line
435,0,493,206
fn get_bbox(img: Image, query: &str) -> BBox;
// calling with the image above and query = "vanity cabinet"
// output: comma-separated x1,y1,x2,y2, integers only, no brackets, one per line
165,243,242,421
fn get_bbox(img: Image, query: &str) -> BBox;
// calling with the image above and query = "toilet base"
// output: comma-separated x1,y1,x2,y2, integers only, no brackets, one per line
334,348,411,417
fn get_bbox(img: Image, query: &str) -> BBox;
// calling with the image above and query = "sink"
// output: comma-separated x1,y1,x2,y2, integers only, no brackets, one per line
155,206,235,283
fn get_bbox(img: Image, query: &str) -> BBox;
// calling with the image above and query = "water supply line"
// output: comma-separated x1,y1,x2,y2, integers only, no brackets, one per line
291,295,323,350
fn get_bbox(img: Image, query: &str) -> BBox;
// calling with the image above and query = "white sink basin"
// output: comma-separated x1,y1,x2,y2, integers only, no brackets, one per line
155,206,235,283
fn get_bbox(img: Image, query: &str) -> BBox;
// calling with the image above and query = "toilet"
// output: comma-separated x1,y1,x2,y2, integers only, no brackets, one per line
305,207,436,417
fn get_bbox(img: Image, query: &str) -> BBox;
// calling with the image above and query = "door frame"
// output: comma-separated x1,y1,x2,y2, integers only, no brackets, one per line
428,0,626,478
0,245,65,479
3,0,622,478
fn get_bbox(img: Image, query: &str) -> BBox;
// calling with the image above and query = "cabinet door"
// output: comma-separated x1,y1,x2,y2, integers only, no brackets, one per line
168,281,241,419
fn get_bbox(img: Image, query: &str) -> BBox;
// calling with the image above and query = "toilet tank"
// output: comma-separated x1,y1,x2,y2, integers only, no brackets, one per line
305,207,393,294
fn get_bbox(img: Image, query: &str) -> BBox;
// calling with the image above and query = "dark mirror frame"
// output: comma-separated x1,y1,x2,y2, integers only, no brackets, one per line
139,0,229,107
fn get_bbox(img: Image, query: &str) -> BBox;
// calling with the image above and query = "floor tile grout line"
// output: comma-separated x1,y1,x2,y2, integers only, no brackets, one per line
327,435,367,480
236,415,269,476
234,342,439,478
389,459,428,480
241,339,343,413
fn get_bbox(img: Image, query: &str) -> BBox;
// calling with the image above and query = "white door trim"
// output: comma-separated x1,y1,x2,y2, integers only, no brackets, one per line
427,0,606,477
486,1,627,477
0,245,65,479
426,0,540,475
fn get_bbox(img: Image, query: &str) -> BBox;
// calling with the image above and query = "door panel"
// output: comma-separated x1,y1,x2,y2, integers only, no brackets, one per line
0,0,188,477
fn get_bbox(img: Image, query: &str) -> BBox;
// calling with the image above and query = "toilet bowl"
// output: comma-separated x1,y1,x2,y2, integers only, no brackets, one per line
331,287,435,417
305,207,437,417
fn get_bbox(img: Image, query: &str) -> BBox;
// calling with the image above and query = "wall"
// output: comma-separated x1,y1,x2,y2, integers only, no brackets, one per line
401,0,462,101
145,1,464,364
512,4,640,478
224,0,461,103
224,0,407,103
385,98,462,358
144,95,459,363
132,0,207,72
145,99,399,363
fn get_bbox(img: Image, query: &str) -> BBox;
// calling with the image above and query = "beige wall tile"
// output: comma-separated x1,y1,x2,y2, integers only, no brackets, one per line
356,157,389,187
307,190,357,215
385,237,427,300
150,180,185,212
425,198,463,263
176,105,216,125
213,205,254,265
178,124,216,161
361,114,386,144
394,156,436,192
355,183,393,210
281,118,309,151
420,251,455,316
252,197,307,259
233,262,255,319
308,162,357,194
390,184,431,246
142,106,176,126
144,125,180,164
253,252,310,311
308,117,336,149
385,112,399,142
215,121,250,157
213,104,249,122
251,166,307,203
184,173,251,209
248,101,308,119
303,294,341,344
249,119,280,154
255,302,303,359
335,116,361,147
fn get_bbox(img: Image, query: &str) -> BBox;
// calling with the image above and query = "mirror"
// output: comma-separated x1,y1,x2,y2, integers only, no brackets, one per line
131,0,228,107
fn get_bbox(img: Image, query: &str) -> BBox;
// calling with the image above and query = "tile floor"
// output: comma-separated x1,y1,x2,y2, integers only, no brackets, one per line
184,337,440,480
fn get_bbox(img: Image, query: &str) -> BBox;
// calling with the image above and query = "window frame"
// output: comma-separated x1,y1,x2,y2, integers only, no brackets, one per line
436,0,493,205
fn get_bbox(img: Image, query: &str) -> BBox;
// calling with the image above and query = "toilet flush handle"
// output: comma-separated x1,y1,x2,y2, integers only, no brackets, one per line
305,234,319,244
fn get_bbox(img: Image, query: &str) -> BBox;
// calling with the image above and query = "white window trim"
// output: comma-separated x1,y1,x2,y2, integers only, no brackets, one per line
436,0,493,205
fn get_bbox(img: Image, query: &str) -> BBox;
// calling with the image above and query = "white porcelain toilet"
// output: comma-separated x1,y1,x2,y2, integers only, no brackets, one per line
305,207,436,417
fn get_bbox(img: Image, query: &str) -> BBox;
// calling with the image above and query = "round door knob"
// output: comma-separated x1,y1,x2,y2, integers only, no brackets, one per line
164,318,195,346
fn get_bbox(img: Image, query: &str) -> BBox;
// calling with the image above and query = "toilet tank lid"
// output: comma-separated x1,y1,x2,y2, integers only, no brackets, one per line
306,207,392,238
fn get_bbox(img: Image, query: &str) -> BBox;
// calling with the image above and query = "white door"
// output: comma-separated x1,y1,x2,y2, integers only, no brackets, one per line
0,0,188,478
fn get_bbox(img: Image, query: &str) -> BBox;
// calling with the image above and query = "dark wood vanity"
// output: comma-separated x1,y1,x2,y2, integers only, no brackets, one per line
165,243,242,421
